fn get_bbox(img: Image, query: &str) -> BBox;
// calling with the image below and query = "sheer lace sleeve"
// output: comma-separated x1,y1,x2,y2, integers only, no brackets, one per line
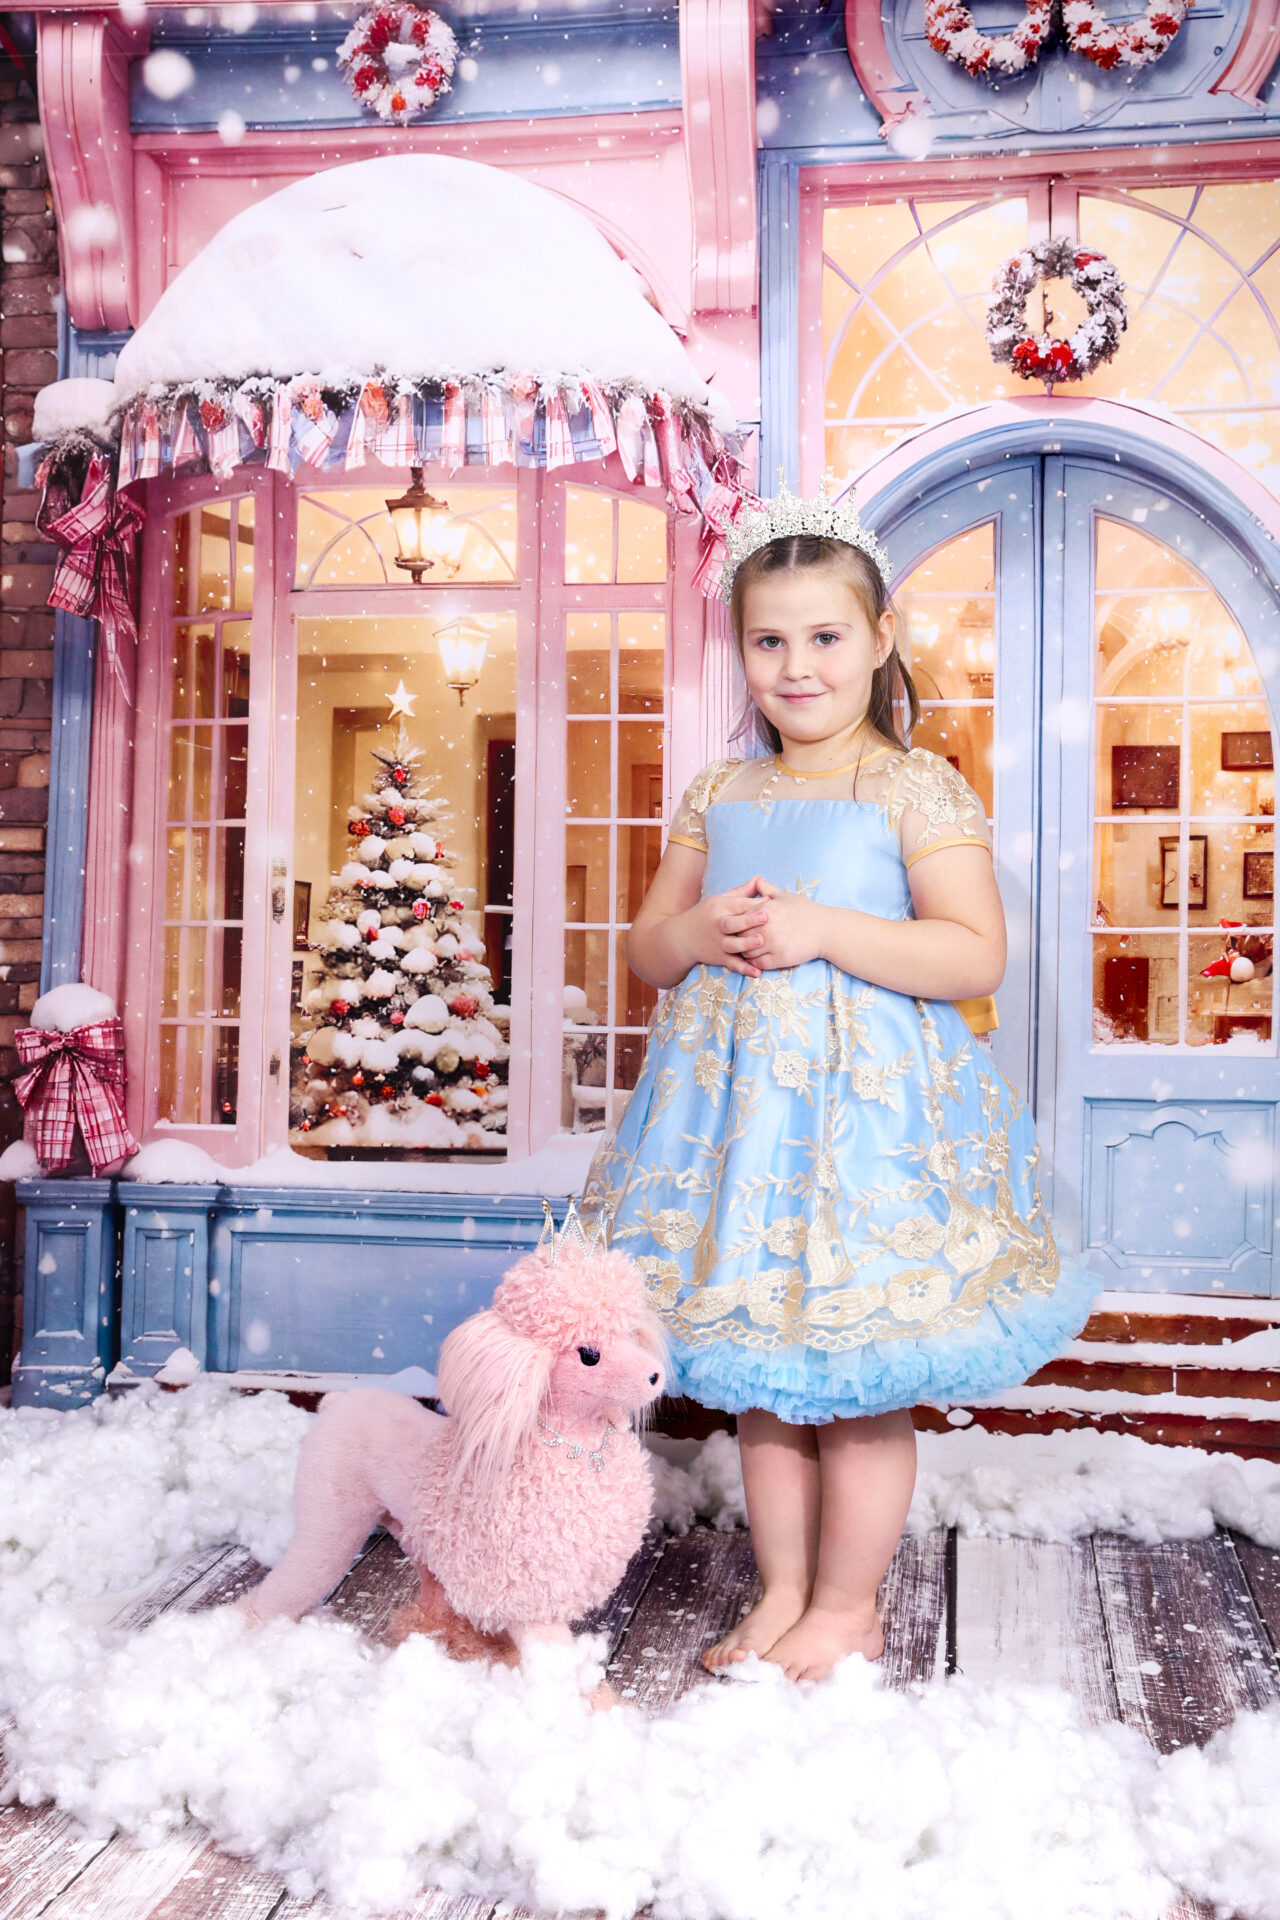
667,759,745,852
887,749,992,871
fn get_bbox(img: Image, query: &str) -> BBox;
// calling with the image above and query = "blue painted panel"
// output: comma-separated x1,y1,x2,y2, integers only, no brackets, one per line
132,9,679,132
208,1188,567,1375
879,463,1043,1104
1084,1101,1276,1292
758,0,1279,155
759,153,800,494
119,1185,215,1374
41,613,95,995
11,1180,119,1408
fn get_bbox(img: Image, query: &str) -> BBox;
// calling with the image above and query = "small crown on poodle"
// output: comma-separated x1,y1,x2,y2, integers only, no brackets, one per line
537,1196,611,1263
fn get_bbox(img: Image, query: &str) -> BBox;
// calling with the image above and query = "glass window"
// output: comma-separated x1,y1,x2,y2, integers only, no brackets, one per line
822,179,1280,491
159,498,253,1126
295,485,518,588
563,605,666,1133
891,521,997,819
565,487,666,584
290,613,517,1154
823,196,1031,479
1090,519,1275,1050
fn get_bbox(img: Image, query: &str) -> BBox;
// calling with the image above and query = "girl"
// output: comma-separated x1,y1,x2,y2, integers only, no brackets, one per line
583,492,1099,1684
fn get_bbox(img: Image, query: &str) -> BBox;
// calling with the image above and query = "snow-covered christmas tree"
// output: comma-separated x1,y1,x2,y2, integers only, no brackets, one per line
291,728,509,1152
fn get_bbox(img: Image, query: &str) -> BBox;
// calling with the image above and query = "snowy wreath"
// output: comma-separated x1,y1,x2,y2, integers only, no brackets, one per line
924,0,1055,77
925,0,1190,78
986,236,1128,387
338,1,458,123
1062,0,1193,69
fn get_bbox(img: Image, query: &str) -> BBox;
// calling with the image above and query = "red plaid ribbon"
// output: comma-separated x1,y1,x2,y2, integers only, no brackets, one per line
39,454,145,671
13,1018,139,1174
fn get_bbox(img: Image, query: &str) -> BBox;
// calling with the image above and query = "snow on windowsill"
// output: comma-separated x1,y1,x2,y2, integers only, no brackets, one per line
120,1131,603,1196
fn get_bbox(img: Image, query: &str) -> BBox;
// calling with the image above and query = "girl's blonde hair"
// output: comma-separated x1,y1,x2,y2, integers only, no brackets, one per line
728,535,921,760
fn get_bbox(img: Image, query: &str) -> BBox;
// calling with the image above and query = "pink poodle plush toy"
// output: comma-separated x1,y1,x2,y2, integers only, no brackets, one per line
238,1203,664,1673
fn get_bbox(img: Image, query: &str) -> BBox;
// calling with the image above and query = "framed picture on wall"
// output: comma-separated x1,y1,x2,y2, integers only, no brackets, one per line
1112,745,1180,810
292,880,312,950
1160,834,1207,910
1243,849,1274,899
1221,732,1275,771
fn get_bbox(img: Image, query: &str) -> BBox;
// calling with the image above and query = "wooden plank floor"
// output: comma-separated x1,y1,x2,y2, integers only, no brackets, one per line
3,1522,1278,1920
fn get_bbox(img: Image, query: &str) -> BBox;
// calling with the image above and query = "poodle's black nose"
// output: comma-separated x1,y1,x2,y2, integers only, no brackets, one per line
577,1345,601,1366
648,1371,660,1385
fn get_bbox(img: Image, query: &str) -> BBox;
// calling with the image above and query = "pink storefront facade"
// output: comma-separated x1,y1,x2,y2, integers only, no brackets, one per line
11,0,1280,1418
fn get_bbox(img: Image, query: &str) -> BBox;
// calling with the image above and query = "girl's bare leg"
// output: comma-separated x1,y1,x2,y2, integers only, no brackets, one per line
765,1407,917,1682
703,1408,820,1671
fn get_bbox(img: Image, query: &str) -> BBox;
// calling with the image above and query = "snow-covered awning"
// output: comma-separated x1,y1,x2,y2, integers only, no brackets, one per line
34,154,741,502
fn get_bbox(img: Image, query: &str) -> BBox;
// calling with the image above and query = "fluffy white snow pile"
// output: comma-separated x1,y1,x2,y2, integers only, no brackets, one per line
31,376,117,442
111,154,707,402
4,1383,1280,1919
28,981,118,1032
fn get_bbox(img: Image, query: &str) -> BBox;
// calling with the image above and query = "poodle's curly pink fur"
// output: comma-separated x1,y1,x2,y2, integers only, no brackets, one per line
240,1239,665,1658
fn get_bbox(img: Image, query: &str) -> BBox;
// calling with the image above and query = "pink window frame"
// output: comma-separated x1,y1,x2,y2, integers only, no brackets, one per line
797,141,1280,496
113,457,705,1174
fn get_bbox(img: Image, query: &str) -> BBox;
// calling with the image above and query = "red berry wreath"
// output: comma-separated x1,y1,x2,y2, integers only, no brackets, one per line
924,0,1054,76
1062,0,1193,69
986,236,1128,388
338,2,458,123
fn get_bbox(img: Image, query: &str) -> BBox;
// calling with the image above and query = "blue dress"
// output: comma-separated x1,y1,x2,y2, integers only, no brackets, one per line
583,748,1100,1425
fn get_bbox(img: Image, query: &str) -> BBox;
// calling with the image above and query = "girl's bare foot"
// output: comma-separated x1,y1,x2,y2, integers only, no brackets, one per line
763,1603,884,1682
702,1585,808,1671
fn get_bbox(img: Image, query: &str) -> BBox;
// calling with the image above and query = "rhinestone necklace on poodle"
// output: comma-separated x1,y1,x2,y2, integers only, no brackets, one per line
538,1415,619,1472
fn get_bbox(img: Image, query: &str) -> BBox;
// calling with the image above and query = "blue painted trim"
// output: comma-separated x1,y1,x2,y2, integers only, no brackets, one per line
759,152,800,494
42,613,96,995
65,327,131,381
11,1179,119,1408
860,414,1280,590
119,1184,218,1376
132,11,680,132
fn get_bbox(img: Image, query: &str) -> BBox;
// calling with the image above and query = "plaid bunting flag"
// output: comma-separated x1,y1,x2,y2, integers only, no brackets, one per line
13,1018,139,1174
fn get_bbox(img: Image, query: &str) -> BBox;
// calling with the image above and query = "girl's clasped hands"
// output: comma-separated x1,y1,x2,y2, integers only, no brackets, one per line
698,876,825,977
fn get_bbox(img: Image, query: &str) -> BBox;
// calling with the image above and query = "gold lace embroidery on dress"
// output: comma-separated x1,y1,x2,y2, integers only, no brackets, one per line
582,963,1060,1354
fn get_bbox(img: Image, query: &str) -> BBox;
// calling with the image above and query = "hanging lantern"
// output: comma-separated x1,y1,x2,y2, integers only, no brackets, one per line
384,467,465,582
435,619,490,705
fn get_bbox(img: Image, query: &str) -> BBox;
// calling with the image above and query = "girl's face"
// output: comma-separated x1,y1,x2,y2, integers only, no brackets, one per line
740,568,895,753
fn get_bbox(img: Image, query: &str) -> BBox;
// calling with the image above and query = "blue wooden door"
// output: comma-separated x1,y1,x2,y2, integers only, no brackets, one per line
883,456,1279,1296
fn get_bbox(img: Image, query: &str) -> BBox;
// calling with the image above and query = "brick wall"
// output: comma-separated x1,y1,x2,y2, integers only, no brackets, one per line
0,48,57,1383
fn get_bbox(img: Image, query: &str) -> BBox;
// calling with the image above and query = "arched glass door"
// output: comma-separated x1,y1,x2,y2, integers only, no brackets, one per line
883,457,1279,1296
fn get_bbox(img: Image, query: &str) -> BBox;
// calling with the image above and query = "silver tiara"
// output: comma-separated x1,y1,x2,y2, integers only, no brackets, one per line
719,479,894,605
537,1196,611,1261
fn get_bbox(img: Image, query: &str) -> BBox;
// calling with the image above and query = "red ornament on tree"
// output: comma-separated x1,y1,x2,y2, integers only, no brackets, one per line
199,398,228,433
448,990,479,1020
449,899,465,911
412,900,430,921
391,765,409,786
387,806,406,826
390,1008,405,1026
352,1071,366,1087
380,1083,397,1101
473,1058,490,1078
425,1091,444,1106
331,999,351,1018
351,819,371,839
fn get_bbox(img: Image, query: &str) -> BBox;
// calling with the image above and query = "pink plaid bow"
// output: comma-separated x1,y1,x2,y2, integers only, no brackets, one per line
40,455,145,671
13,1018,139,1174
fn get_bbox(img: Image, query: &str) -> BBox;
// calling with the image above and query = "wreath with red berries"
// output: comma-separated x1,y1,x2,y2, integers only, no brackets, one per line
986,236,1128,388
926,0,1191,79
924,0,1055,77
1062,0,1192,68
338,2,458,124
